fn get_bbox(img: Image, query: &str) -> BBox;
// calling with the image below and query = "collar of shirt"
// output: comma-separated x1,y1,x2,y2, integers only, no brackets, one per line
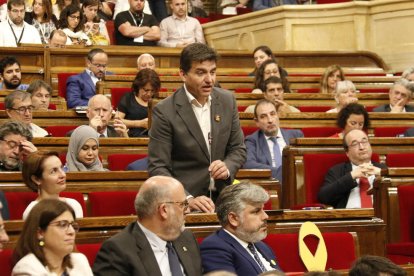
137,221,167,252
184,84,211,108
172,14,188,22
85,68,100,86
8,19,24,29
264,128,281,140
390,104,406,112
223,228,249,249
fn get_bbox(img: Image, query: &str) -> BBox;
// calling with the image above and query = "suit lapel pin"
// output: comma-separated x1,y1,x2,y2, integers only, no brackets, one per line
182,246,187,252
215,115,221,122
270,260,276,266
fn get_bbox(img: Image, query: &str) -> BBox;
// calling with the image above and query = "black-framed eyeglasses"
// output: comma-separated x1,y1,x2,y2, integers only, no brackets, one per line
163,199,189,210
0,139,23,151
68,15,81,20
48,220,80,232
9,105,35,114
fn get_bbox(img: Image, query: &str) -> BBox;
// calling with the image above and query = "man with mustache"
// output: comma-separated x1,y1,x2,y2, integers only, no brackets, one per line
0,121,37,172
243,99,303,183
148,43,246,213
200,181,282,275
93,176,202,276
66,48,109,109
0,56,29,91
158,0,205,48
318,129,386,209
0,0,41,46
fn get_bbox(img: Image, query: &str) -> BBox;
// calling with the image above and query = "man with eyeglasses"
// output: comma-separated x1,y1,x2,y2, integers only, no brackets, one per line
114,0,160,46
66,48,109,109
0,0,41,46
318,129,386,209
5,90,49,137
93,175,202,276
0,121,37,172
0,56,29,91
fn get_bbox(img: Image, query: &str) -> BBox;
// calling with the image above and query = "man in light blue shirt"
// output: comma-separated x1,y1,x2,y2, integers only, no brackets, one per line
0,56,29,91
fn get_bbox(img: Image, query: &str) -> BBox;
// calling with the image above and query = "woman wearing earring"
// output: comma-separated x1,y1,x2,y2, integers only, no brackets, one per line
12,199,93,275
21,151,83,220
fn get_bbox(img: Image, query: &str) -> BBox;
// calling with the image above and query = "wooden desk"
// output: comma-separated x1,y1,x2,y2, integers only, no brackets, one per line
4,209,385,256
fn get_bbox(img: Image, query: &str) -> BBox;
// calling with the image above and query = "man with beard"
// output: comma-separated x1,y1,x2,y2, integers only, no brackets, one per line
243,99,303,183
66,48,109,109
318,129,386,209
0,121,37,172
5,90,49,137
93,175,202,276
200,181,282,275
158,0,205,48
0,56,29,91
114,0,160,46
0,0,41,46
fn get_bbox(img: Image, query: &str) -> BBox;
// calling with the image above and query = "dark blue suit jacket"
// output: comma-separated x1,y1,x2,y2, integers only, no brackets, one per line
200,229,281,275
243,128,303,182
66,71,96,109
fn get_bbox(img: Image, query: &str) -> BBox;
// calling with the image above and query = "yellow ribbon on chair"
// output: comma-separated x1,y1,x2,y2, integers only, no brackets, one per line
298,221,328,272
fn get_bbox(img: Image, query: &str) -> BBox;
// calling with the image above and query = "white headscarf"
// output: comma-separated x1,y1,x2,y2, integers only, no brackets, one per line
66,125,105,171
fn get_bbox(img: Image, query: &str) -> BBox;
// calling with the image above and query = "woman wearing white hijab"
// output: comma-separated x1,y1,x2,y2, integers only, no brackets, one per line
65,125,105,172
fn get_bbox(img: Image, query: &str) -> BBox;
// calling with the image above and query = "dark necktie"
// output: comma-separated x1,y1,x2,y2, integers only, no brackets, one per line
269,137,282,168
166,242,183,276
99,134,105,138
247,243,267,272
359,177,372,208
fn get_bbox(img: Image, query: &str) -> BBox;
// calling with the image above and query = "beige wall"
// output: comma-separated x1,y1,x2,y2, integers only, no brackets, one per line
202,0,414,72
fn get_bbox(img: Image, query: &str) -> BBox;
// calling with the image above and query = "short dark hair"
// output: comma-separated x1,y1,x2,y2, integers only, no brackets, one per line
7,0,25,10
87,48,106,61
13,199,76,270
349,255,406,276
26,80,52,96
131,69,161,97
261,76,283,93
0,121,32,141
336,103,369,130
0,56,20,75
22,151,60,192
253,99,277,119
253,45,276,62
254,59,290,93
179,43,218,74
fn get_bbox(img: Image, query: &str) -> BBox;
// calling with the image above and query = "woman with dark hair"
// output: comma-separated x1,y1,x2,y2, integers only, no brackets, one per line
331,102,369,138
58,4,90,45
26,80,52,110
12,199,92,275
21,151,83,220
320,65,345,94
82,0,110,45
251,45,275,76
117,68,161,137
53,0,80,19
24,0,58,44
252,59,291,93
65,125,105,171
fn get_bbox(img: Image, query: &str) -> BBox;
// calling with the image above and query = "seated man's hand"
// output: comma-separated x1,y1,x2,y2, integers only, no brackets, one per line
113,118,129,137
390,99,405,113
188,196,215,213
20,140,37,159
90,115,104,132
209,160,229,180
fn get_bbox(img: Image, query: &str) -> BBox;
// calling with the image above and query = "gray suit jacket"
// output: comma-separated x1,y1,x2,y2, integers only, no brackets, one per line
93,222,202,276
373,104,414,112
148,87,246,197
243,128,303,183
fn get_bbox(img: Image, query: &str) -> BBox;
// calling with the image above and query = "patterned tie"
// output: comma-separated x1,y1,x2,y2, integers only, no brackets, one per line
247,243,267,272
269,137,282,168
166,242,183,276
359,177,372,208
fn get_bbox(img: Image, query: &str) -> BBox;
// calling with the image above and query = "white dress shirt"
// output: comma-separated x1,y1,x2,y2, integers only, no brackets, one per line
346,162,375,208
0,20,42,46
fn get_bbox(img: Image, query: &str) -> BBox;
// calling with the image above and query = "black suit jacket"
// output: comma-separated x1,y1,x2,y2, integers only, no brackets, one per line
373,104,414,112
66,125,120,137
318,161,387,208
93,222,202,276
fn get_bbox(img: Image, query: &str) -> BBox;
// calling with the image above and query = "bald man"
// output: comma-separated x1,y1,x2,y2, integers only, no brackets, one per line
93,176,202,275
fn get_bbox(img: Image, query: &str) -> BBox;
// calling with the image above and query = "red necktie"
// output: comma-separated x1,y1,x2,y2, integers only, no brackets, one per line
359,177,372,208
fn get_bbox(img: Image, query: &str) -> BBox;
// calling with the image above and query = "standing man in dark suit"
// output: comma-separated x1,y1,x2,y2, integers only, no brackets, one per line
318,129,386,208
243,99,303,183
93,175,202,276
200,182,282,275
66,48,108,109
148,43,246,213
373,78,414,113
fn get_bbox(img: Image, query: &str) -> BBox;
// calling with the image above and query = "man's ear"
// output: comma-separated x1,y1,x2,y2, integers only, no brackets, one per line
158,203,168,220
179,69,186,83
227,212,240,228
